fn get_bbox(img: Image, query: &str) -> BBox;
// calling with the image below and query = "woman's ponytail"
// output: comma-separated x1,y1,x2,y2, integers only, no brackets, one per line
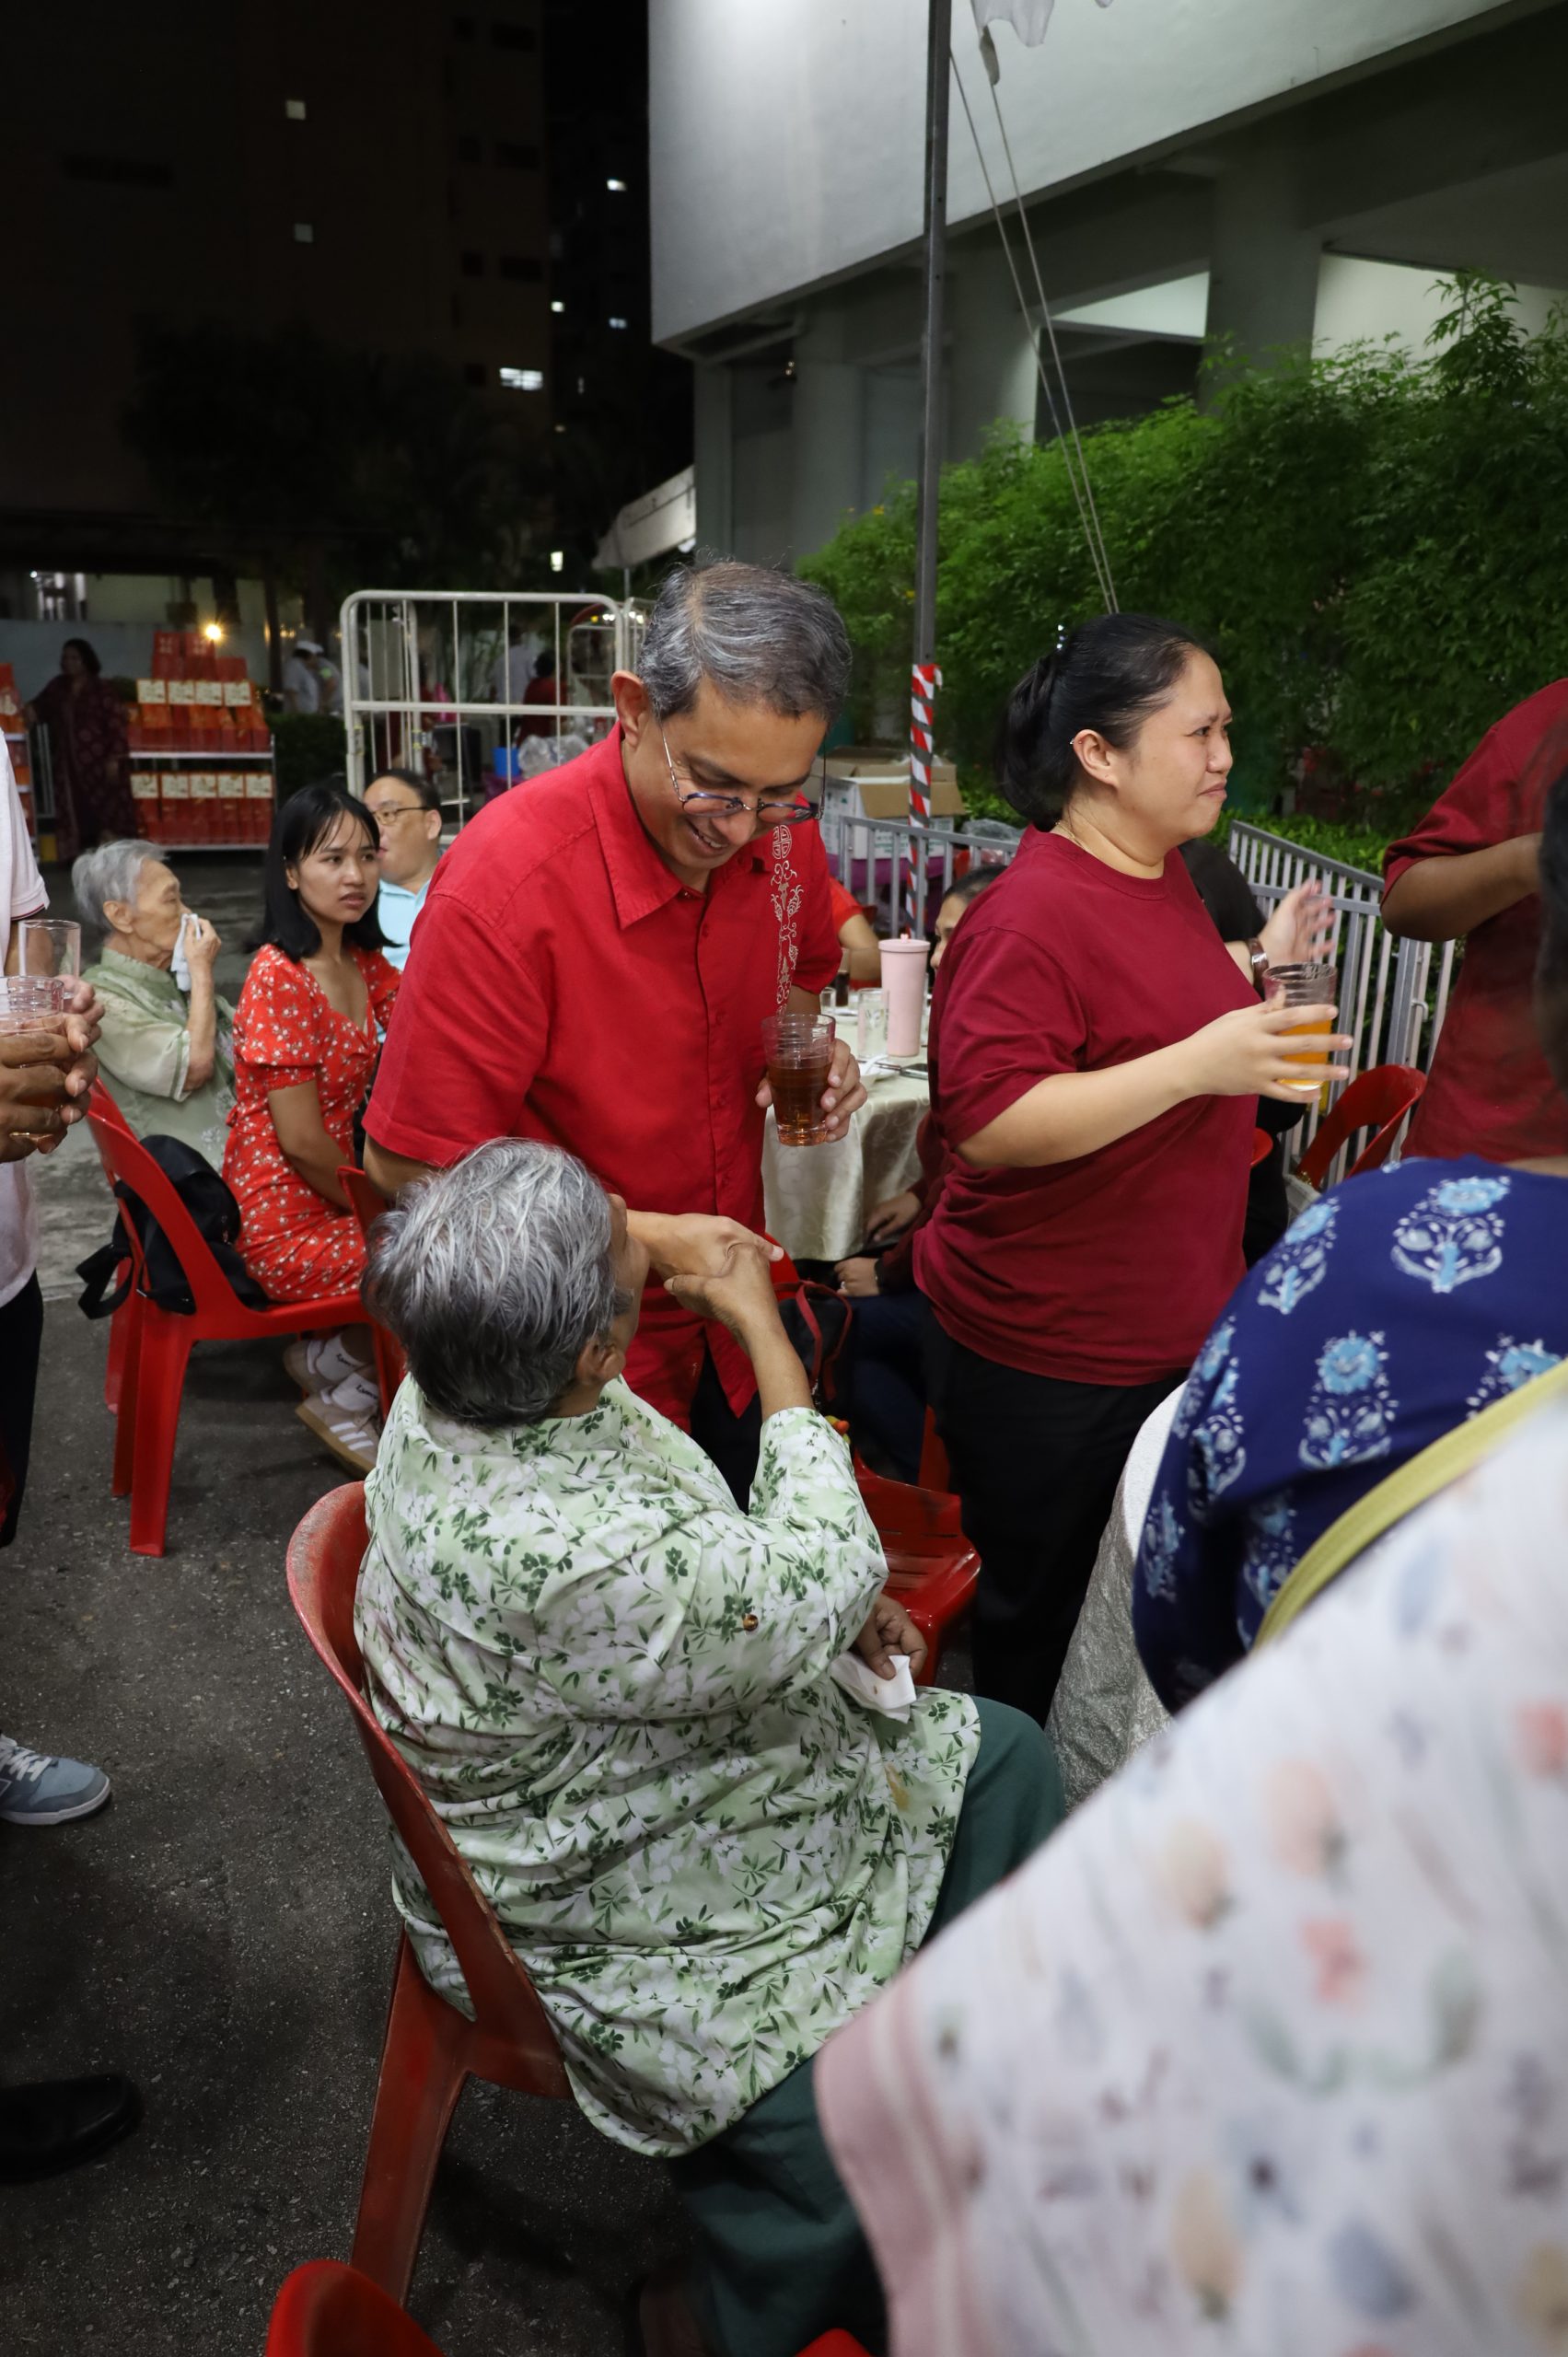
993,614,1209,830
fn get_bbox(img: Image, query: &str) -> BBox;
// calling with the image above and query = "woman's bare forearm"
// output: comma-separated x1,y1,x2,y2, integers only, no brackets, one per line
958,1044,1193,1169
182,970,216,1094
1382,837,1539,941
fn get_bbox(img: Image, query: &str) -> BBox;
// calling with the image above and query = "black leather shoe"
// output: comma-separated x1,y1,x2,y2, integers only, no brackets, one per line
0,2076,142,2182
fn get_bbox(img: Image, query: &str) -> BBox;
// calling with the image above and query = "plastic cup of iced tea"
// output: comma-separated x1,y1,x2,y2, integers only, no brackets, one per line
762,1011,836,1146
1268,961,1339,1066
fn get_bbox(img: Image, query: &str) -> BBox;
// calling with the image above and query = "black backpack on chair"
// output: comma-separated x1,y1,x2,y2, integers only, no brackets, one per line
76,1134,270,1319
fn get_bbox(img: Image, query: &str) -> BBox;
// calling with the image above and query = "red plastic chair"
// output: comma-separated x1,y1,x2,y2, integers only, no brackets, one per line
338,1165,407,1416
286,1484,574,2305
265,2258,872,2357
83,1082,137,1411
87,1100,369,1555
1295,1064,1426,1190
1250,1126,1272,1169
266,2260,443,2356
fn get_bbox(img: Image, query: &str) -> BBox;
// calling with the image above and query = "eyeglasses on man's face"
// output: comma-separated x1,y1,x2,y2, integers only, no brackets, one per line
366,800,428,830
658,728,817,828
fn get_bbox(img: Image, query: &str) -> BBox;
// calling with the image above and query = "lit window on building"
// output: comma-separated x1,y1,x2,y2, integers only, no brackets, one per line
550,551,564,573
608,316,628,331
285,99,307,121
294,222,315,243
499,366,545,391
606,178,626,192
551,299,564,314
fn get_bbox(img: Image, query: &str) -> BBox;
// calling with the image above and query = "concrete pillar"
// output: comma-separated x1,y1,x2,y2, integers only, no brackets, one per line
1204,140,1320,377
946,239,1038,459
692,364,734,558
789,300,865,564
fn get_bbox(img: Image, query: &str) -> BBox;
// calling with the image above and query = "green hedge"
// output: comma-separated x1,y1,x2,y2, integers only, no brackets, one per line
803,274,1566,837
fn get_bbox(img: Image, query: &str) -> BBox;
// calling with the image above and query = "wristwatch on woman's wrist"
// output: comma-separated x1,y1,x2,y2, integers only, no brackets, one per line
1246,936,1272,996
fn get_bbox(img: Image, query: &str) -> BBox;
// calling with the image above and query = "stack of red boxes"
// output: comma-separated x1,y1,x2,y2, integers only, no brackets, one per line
127,629,275,847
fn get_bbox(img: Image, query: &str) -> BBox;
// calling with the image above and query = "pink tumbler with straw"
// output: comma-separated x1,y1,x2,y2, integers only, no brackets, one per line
879,936,930,1059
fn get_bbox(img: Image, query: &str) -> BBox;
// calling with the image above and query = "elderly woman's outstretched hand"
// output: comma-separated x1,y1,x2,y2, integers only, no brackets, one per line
632,1210,782,1282
665,1240,784,1340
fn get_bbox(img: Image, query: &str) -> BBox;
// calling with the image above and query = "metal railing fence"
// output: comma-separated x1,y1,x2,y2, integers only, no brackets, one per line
340,589,646,820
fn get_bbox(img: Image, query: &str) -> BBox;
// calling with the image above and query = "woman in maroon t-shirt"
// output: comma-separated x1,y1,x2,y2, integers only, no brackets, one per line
916,615,1345,1724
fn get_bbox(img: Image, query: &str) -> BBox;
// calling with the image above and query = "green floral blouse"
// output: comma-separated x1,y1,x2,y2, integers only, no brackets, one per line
356,1377,981,2156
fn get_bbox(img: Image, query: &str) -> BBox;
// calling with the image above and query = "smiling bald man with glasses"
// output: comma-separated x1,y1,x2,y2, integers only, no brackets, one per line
364,560,865,1500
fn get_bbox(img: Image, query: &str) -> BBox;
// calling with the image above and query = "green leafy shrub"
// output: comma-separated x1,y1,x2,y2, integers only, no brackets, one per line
802,274,1568,830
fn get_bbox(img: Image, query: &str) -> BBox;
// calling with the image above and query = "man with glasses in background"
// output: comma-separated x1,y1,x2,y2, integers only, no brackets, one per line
364,767,444,971
364,560,865,1500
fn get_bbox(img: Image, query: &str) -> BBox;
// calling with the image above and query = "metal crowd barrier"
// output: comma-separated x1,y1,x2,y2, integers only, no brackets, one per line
1227,819,1455,1179
340,589,647,820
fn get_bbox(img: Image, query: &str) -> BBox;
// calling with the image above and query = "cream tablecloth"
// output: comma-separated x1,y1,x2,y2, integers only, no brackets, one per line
762,1067,929,1263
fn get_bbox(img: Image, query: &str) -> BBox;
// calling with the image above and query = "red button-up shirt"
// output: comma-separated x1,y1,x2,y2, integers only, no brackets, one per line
365,727,841,1422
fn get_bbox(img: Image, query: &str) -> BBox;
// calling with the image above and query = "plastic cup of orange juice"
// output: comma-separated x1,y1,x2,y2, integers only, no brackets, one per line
1268,961,1338,1065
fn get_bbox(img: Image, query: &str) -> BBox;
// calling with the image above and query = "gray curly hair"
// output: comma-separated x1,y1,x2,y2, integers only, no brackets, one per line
365,1139,634,1427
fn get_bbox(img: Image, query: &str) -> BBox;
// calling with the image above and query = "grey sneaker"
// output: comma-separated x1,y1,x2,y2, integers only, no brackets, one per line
0,1736,111,1827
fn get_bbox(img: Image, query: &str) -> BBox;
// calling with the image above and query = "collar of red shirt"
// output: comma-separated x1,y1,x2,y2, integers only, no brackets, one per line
587,726,766,929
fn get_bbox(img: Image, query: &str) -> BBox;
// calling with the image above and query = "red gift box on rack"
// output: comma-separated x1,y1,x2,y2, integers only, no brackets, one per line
152,630,182,679
131,770,162,843
245,771,274,844
159,770,190,842
189,771,217,843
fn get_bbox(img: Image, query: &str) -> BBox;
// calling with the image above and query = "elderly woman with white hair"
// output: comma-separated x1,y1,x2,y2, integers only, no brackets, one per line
75,839,233,1161
355,1137,1063,2357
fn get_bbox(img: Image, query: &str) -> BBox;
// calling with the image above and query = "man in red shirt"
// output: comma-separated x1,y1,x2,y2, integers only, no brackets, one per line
364,560,865,1498
1383,679,1568,1161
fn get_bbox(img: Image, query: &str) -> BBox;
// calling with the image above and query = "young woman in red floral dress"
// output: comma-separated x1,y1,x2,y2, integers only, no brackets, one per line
224,781,401,1461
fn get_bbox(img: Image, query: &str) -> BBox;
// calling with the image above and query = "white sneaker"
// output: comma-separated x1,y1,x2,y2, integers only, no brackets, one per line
283,1330,374,1395
295,1382,381,1475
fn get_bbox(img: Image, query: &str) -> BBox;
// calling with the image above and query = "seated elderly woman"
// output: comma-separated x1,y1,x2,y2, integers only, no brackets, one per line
355,1138,1062,2357
74,839,233,1162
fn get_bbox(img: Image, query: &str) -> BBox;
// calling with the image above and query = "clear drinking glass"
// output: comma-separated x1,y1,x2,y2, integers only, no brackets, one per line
17,918,82,1012
761,1012,836,1146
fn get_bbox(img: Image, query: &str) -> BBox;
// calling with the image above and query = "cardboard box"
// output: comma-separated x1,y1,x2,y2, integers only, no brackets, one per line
815,745,965,824
222,679,252,709
136,678,168,706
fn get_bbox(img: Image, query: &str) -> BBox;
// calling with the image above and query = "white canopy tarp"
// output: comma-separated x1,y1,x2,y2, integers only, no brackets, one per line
595,463,697,571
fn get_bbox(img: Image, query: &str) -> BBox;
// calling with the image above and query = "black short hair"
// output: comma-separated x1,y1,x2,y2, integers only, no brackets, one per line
63,636,102,677
367,763,442,815
994,614,1210,830
533,648,556,678
261,779,388,959
939,867,1000,913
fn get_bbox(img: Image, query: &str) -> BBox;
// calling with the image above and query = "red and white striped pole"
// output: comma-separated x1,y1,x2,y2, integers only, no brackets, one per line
907,660,941,931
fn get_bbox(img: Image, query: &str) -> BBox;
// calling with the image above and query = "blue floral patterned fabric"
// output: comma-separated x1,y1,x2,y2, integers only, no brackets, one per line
1133,1157,1568,1710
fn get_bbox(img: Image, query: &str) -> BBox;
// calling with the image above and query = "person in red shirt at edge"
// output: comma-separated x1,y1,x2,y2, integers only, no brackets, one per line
916,614,1344,1724
1382,679,1568,1162
362,560,865,1503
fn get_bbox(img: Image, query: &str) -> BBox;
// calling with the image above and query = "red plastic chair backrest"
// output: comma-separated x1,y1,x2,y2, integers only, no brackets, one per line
85,1095,244,1321
285,1483,570,2094
1250,1126,1272,1169
266,2260,446,2357
1295,1063,1426,1190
